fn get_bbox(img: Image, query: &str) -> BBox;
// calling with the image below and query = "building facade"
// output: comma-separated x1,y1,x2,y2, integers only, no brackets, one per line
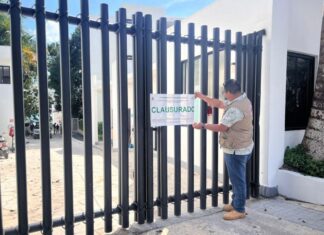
164,0,323,196
0,46,14,140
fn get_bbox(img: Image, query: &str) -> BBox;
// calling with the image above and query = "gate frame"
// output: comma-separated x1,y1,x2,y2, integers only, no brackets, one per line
0,1,264,234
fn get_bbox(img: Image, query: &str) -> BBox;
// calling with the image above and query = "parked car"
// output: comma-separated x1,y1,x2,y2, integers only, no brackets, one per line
25,115,53,139
0,135,9,159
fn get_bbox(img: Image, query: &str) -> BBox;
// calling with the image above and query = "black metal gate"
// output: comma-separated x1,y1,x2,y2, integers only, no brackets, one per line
0,0,264,234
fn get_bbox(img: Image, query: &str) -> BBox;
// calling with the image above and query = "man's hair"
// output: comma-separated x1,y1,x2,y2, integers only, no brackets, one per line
223,79,241,94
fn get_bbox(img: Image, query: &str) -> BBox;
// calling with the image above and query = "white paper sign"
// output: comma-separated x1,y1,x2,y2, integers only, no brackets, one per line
150,94,195,127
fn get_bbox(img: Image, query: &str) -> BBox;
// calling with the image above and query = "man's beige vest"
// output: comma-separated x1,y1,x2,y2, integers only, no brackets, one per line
219,96,253,149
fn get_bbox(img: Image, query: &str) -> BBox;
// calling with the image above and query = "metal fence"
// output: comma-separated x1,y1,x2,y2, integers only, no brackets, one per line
0,0,264,234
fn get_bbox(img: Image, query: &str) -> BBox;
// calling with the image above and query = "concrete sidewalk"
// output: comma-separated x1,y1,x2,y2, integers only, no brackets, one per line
114,197,324,235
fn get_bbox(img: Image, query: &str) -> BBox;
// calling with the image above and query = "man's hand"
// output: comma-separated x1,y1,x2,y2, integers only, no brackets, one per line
195,92,213,107
192,122,203,129
195,92,203,99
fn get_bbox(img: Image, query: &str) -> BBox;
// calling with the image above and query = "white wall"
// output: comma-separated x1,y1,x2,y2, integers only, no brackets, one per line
285,130,305,148
284,0,323,150
287,0,322,55
0,46,14,140
267,0,323,188
264,0,290,188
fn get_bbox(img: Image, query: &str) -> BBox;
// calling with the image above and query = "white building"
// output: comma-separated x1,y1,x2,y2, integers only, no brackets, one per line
0,46,14,140
88,0,323,199
164,0,323,198
89,5,169,146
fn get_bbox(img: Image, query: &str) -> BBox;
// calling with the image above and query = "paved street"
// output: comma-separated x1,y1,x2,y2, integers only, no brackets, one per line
0,136,324,234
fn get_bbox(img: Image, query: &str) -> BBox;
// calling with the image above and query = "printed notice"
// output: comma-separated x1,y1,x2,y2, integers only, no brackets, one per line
150,94,195,127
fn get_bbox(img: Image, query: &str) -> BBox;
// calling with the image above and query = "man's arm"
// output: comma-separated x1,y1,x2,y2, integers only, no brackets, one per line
205,123,229,132
192,123,229,132
195,92,225,109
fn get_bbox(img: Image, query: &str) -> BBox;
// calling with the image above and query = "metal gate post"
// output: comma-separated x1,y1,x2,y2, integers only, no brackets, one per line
100,3,113,232
80,0,94,232
58,0,75,233
144,14,154,223
35,0,52,233
223,29,231,204
116,8,130,228
158,17,168,220
252,32,263,198
174,20,182,216
133,12,145,224
211,27,220,207
9,0,29,233
200,25,208,210
0,178,3,235
187,23,195,213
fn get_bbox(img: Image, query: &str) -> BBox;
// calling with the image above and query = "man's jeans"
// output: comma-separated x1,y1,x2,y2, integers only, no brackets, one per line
224,152,252,213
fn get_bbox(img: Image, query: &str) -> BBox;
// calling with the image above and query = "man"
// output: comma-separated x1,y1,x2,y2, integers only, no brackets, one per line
193,79,254,220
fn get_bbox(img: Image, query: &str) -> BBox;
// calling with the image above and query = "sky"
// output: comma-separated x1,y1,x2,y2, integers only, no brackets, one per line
19,0,215,43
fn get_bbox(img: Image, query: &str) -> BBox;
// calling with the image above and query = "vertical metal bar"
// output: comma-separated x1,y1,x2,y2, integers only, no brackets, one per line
116,11,122,225
211,28,220,207
116,8,129,228
159,17,168,219
253,32,262,198
154,130,157,150
174,20,182,216
224,30,231,81
9,0,28,233
236,32,242,83
187,23,195,213
132,13,138,223
144,14,154,223
246,34,254,101
200,25,208,210
134,12,145,224
245,33,254,199
223,29,231,204
242,36,247,92
156,19,161,217
251,33,256,198
58,0,74,233
80,0,94,233
35,0,52,234
246,151,251,199
0,179,3,235
251,33,257,198
100,4,112,232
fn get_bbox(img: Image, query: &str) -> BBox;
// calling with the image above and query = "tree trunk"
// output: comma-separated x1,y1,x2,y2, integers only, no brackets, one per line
302,17,324,161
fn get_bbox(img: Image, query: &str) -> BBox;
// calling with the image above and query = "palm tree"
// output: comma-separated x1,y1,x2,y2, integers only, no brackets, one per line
302,17,324,161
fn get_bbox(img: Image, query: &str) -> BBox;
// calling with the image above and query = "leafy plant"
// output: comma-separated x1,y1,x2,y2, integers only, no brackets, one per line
284,145,324,178
98,122,103,141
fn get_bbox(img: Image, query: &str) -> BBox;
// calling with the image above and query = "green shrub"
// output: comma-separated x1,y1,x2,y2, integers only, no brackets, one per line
284,145,324,178
98,122,103,141
79,119,83,131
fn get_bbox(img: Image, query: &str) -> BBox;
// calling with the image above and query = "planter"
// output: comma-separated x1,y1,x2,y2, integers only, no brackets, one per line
277,169,324,205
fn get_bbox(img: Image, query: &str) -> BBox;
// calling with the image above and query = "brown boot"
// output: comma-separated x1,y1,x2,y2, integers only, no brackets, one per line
223,210,246,220
223,204,234,212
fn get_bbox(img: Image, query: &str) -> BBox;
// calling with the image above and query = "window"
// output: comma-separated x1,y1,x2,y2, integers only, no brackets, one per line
285,52,315,130
0,66,10,84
